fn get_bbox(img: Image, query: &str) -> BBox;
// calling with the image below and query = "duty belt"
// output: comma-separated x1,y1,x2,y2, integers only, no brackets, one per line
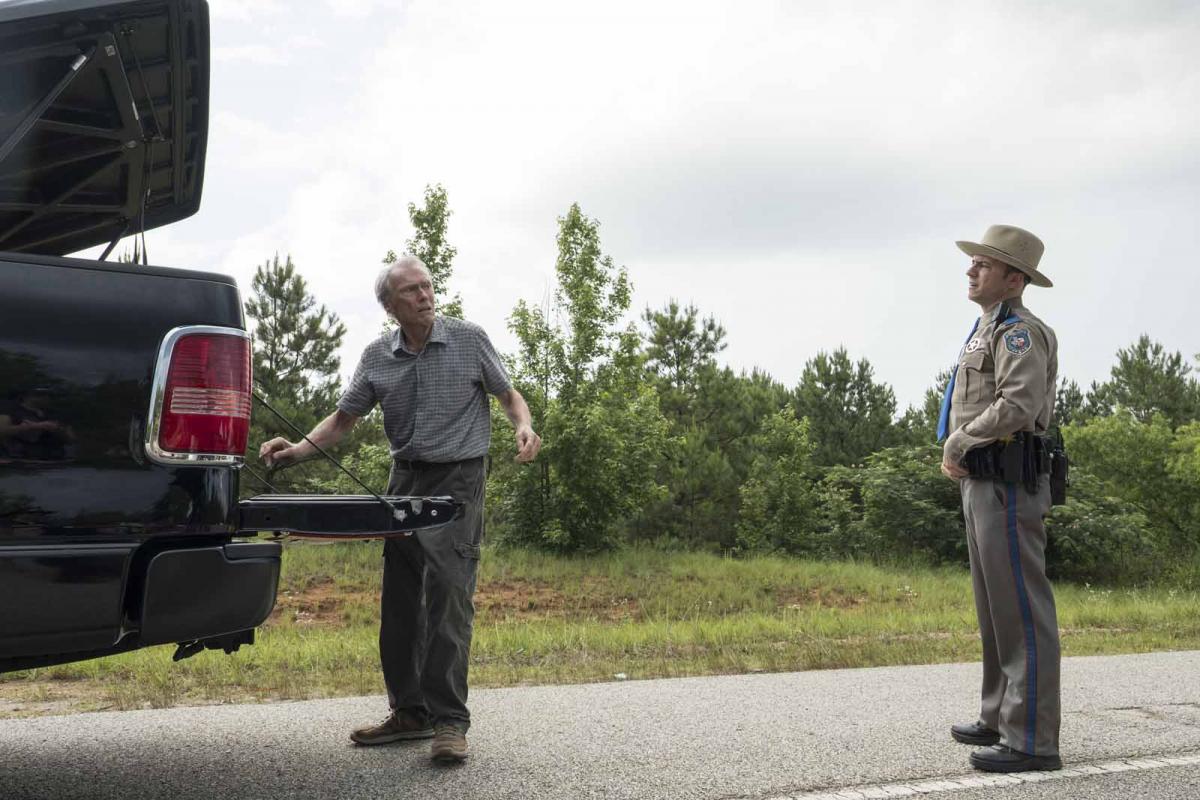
962,431,1051,493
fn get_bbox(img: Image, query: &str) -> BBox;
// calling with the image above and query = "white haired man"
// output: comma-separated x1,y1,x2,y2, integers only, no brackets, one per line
260,256,541,763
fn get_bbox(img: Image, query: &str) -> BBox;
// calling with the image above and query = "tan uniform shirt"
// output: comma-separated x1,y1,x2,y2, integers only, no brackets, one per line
944,297,1058,465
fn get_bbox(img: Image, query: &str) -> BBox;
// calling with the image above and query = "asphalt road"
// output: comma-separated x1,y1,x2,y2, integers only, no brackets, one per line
2,651,1199,800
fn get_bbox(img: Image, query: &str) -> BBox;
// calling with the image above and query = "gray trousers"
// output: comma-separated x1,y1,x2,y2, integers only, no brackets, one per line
380,457,486,733
961,475,1061,757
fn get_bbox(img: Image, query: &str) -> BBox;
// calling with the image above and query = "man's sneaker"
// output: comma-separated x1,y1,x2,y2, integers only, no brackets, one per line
349,711,434,745
430,726,468,763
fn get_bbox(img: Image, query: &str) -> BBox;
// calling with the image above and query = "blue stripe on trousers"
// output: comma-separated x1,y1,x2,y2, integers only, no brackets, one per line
1005,482,1038,754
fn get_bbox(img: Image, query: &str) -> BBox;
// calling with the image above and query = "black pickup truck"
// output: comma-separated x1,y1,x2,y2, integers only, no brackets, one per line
0,0,452,674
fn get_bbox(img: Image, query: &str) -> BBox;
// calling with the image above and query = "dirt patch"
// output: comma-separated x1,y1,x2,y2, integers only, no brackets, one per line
0,682,114,720
476,579,565,619
270,584,376,627
777,586,868,609
477,578,640,622
1060,626,1136,636
269,576,641,625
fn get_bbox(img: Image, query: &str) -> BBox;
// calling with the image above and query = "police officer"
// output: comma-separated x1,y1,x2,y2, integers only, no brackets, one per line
938,225,1061,773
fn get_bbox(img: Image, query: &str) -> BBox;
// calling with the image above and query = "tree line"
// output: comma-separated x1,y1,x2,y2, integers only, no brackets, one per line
242,185,1200,586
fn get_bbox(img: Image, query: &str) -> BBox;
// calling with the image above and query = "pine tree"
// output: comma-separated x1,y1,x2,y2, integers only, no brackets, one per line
793,348,900,467
242,254,347,492
1086,335,1200,427
382,183,463,319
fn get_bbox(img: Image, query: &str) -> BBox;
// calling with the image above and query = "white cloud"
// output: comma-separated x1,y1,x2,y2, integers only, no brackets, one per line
206,0,288,23
323,0,398,19
211,44,289,66
208,110,326,172
212,34,326,64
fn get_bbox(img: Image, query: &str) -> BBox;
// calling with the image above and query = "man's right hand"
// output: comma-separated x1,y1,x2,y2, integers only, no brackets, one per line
259,437,298,467
257,410,358,469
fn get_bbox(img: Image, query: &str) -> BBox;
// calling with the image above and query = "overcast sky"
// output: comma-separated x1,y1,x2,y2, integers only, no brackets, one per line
81,0,1200,410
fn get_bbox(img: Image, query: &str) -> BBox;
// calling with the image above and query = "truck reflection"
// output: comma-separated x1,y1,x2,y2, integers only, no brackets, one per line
0,388,75,463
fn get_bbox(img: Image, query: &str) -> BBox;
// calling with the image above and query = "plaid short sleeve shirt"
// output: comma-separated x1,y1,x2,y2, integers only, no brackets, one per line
337,316,512,462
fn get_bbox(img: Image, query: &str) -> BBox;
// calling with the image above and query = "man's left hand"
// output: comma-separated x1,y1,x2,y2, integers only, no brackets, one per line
515,425,542,463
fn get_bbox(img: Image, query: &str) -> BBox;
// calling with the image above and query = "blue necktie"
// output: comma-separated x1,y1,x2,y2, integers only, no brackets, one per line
936,319,980,442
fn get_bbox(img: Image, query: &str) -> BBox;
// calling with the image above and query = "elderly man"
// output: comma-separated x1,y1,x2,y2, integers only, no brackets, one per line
937,225,1061,773
260,256,541,763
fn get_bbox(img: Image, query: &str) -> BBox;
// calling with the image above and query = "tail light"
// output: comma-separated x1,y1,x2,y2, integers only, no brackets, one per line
146,326,252,464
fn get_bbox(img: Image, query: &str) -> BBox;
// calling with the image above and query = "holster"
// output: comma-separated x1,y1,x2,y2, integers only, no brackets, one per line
1047,434,1069,506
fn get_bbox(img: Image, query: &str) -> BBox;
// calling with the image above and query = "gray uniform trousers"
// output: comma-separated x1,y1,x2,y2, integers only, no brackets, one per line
380,457,486,733
961,473,1061,757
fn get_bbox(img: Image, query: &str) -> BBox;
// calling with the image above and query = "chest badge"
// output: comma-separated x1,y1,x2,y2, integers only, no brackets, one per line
1005,328,1032,356
965,338,982,353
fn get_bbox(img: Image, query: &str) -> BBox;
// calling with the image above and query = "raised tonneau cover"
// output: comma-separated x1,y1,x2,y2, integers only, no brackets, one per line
0,0,210,255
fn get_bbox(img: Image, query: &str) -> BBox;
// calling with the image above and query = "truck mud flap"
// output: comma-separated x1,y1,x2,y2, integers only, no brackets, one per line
140,542,281,646
237,495,462,539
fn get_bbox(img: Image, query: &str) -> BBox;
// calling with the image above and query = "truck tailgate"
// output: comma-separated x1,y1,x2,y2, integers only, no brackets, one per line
238,495,461,539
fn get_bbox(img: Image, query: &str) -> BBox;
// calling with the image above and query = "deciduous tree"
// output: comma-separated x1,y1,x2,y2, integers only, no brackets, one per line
495,204,667,551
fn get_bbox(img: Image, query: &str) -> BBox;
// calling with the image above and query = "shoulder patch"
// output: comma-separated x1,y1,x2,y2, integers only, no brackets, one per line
1005,328,1032,356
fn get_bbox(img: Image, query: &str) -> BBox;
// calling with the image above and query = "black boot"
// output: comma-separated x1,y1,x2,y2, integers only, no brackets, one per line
950,721,1000,746
970,744,1062,773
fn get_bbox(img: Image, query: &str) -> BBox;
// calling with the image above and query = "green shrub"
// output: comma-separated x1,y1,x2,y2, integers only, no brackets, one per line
735,409,821,554
1044,472,1161,584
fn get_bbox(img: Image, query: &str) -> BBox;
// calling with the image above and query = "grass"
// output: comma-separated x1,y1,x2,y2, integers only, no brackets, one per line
2,543,1199,718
